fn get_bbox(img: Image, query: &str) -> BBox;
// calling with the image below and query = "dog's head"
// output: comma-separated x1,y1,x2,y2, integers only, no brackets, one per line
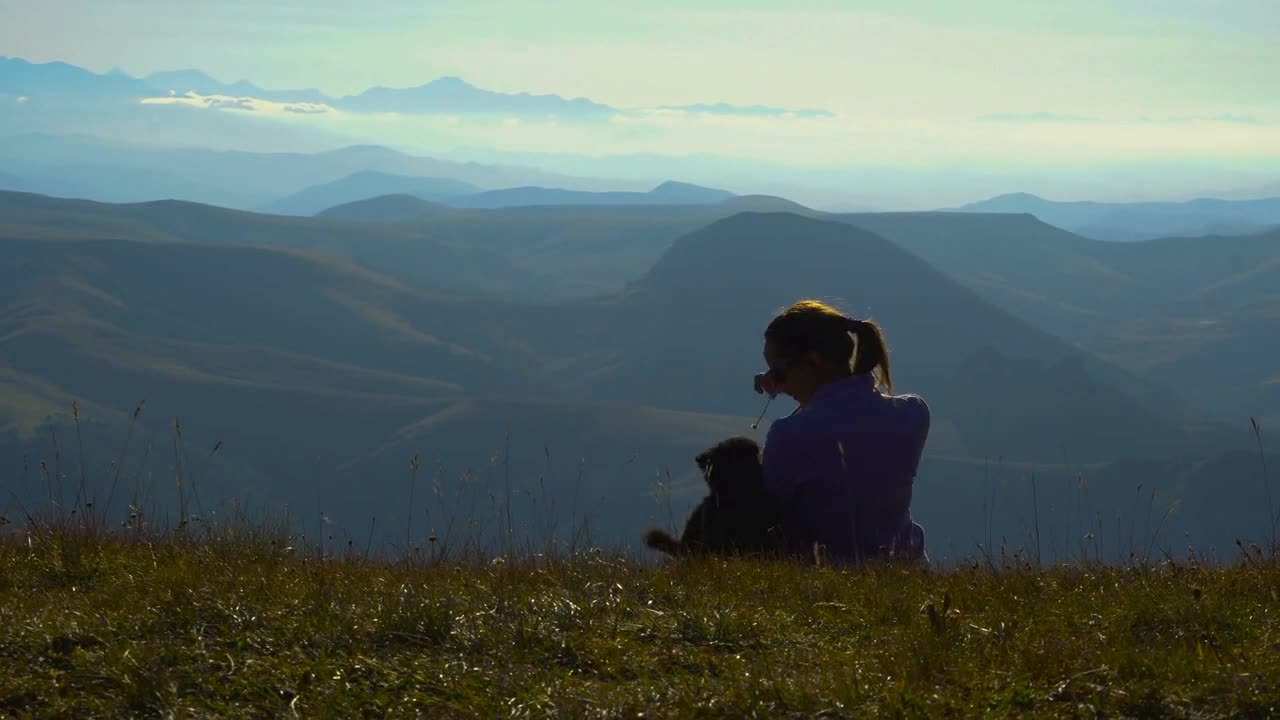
695,436,764,495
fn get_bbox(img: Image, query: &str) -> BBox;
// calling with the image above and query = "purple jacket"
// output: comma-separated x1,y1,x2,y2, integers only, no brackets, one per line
761,373,930,565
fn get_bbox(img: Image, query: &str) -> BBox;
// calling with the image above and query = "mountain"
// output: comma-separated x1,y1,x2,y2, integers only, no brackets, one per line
0,199,1267,556
1,56,154,101
336,76,614,117
552,212,1222,461
956,192,1280,241
0,190,541,300
2,162,265,208
646,181,736,203
144,69,330,105
311,195,818,298
316,194,445,223
0,171,95,199
837,213,1280,423
0,133,623,209
445,181,735,209
0,232,755,548
258,171,481,216
282,179,731,217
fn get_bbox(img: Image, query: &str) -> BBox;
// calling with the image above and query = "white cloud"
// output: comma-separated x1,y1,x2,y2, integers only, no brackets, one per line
127,88,1280,175
15,96,29,104
977,112,1102,124
138,91,334,116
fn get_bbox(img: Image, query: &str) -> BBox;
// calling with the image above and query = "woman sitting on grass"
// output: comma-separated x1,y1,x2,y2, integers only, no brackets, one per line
753,299,931,566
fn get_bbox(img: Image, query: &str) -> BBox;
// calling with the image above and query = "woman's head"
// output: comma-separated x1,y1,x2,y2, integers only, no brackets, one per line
762,299,892,404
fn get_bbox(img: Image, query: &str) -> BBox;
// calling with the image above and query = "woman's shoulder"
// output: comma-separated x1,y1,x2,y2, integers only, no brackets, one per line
886,390,931,425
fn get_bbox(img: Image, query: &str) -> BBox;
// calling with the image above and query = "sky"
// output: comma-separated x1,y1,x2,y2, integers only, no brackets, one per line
2,0,1278,203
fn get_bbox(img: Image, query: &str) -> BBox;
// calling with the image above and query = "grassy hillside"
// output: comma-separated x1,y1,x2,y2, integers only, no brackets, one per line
1,196,1271,556
571,212,1214,461
258,171,480,216
0,191,542,299
841,215,1280,420
955,192,1280,241
1,527,1277,718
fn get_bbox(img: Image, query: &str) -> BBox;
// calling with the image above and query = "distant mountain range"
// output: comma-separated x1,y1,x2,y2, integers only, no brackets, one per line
0,133,640,210
10,190,1280,556
5,192,1274,557
261,174,736,216
955,192,1280,241
1,55,831,120
257,172,483,216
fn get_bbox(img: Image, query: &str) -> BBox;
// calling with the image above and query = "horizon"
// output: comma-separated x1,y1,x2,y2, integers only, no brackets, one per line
3,1,1278,207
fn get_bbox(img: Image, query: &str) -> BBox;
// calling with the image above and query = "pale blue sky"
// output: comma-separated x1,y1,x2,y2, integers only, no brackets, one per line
4,0,1275,112
2,0,1278,200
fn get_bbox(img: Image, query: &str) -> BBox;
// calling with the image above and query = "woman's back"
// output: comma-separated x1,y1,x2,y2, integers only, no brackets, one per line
761,372,930,564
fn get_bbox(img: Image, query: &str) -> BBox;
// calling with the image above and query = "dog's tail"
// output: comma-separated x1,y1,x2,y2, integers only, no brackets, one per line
643,528,683,557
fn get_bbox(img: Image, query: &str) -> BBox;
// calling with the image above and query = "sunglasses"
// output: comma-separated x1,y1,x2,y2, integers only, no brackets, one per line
766,357,797,383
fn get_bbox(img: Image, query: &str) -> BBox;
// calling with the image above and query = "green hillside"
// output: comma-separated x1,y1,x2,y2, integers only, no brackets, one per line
1,194,1272,557
1,530,1277,718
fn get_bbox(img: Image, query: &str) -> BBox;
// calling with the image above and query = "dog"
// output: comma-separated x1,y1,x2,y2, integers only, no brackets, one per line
643,436,784,558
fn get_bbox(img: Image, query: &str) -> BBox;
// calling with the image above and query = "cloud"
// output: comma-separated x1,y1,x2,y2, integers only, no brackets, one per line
976,112,1101,123
15,96,29,104
1214,113,1264,125
610,107,845,134
139,91,335,116
658,102,835,119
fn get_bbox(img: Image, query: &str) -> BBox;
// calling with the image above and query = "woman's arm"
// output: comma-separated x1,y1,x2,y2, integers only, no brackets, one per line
760,419,801,503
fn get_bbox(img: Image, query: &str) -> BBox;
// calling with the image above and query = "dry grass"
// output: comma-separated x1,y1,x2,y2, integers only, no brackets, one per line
1,519,1278,719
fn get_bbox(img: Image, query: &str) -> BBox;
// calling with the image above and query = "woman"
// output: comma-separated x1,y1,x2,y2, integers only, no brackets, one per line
753,299,930,566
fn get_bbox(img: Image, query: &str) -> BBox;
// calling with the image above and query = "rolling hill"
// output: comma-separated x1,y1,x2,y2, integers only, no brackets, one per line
257,171,480,216
837,214,1280,422
551,212,1222,462
0,133,625,210
0,190,542,299
956,192,1280,241
444,181,734,209
2,197,1271,555
268,178,734,218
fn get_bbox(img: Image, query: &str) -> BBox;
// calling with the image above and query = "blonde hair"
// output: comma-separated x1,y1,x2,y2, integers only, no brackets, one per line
764,299,893,394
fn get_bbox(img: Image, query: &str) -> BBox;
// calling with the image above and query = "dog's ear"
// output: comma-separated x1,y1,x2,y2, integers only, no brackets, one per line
695,450,714,486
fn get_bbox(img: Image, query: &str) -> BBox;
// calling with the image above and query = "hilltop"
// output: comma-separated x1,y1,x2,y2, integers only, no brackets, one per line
1,527,1277,718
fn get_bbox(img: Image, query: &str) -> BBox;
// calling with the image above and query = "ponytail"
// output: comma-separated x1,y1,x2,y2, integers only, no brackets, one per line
765,299,893,395
847,317,892,395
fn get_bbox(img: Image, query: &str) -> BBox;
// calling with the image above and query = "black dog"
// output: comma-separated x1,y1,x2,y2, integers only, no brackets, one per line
644,436,784,558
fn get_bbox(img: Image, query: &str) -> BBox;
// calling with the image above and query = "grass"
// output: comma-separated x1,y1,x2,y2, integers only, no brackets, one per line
2,522,1279,719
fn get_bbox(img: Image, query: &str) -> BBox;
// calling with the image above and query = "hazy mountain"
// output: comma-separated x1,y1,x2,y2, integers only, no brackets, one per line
336,76,613,117
0,198,1267,556
544,212,1224,464
646,181,737,203
0,233,754,548
3,162,266,207
144,69,330,105
445,181,734,209
0,170,95,199
258,171,481,216
312,195,819,298
25,186,1263,428
316,194,446,223
956,192,1280,241
288,179,732,216
839,213,1280,423
0,133,625,209
0,56,154,101
0,190,542,299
